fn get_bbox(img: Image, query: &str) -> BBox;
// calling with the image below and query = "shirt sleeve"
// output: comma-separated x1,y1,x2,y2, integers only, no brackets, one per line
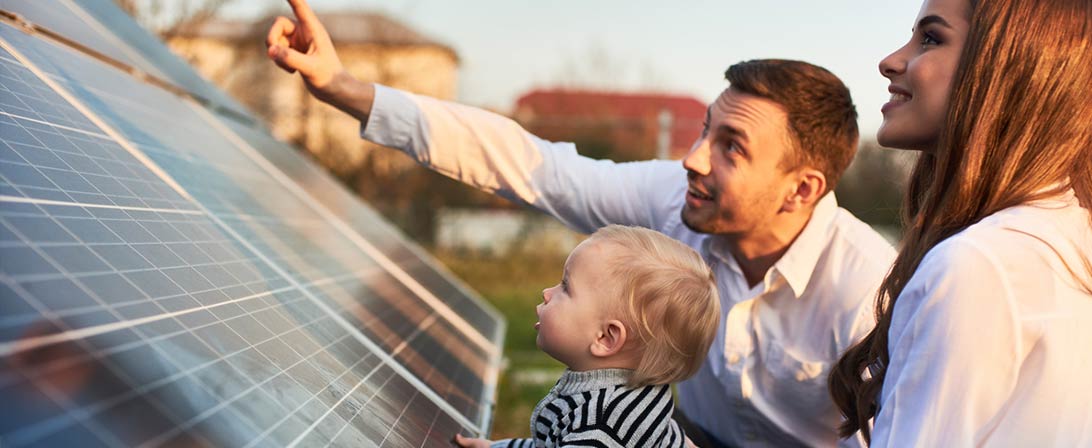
870,238,1022,447
360,85,687,234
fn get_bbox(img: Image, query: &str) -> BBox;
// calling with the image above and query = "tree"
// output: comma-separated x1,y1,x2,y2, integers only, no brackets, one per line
113,0,238,40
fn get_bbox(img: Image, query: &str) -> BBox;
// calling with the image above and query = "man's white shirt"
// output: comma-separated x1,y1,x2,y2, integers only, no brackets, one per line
360,85,897,447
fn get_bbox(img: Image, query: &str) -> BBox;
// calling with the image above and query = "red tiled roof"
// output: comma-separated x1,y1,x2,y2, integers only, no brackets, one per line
515,89,706,158
516,89,705,120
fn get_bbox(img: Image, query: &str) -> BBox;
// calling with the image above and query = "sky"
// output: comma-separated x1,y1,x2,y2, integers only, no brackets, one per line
221,0,925,137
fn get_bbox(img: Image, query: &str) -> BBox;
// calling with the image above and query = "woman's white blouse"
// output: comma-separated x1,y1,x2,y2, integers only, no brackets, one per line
873,190,1092,447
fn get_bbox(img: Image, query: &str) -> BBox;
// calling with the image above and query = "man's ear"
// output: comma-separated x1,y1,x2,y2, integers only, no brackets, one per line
590,320,627,358
782,168,826,213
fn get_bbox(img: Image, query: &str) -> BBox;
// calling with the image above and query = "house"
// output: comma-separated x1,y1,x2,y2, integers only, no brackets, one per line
513,90,706,161
167,12,459,178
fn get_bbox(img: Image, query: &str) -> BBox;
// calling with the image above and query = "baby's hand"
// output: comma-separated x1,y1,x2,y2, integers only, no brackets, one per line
453,433,492,448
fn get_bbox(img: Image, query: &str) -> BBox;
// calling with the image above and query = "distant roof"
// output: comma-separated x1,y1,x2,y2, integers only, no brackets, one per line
515,89,706,121
515,89,707,159
177,12,456,55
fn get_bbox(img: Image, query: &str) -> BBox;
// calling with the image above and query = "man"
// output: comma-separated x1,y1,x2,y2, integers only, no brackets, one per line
266,1,896,446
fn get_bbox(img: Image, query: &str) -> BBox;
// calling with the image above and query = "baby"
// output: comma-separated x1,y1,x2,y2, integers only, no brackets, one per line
455,225,720,448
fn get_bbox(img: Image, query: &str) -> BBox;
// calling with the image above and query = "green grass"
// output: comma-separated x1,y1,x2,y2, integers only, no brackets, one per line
432,248,570,439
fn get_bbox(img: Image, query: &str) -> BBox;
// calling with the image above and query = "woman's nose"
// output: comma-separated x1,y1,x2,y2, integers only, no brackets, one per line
879,45,908,79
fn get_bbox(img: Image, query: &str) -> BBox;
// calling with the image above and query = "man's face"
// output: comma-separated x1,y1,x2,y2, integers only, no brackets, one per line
681,88,798,236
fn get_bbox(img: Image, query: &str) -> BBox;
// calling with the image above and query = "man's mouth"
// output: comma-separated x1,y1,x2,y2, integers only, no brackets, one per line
688,185,713,201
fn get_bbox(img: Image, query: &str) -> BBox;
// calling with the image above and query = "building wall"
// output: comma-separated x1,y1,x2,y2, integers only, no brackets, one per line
166,36,458,177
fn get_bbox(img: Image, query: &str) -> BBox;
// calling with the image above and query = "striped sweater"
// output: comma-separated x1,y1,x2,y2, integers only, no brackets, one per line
492,369,686,448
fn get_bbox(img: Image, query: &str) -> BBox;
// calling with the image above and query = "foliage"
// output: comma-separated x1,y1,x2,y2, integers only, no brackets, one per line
835,141,918,233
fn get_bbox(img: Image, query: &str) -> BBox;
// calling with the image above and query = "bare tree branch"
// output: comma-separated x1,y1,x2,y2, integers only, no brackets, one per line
112,0,237,39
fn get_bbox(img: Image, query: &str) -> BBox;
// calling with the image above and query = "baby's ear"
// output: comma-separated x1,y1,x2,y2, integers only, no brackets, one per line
590,320,627,358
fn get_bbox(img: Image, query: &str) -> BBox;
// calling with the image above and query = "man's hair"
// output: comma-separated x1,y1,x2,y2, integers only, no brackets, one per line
726,59,859,193
589,225,719,388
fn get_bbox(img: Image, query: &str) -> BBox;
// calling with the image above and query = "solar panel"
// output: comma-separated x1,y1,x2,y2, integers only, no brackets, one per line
0,0,257,124
0,5,503,447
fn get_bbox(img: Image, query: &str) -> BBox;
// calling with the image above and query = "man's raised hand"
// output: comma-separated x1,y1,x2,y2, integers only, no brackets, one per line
265,0,375,122
266,0,344,97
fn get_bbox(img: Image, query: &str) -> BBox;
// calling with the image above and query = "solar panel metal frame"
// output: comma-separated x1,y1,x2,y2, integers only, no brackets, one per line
0,7,504,447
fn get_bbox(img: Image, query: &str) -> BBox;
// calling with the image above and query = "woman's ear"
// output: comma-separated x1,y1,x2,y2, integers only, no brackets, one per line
590,320,627,358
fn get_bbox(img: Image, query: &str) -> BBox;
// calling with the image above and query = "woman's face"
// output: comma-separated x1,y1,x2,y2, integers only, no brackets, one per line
877,0,972,152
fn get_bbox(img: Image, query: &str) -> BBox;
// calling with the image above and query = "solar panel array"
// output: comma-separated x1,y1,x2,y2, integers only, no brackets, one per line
0,1,505,446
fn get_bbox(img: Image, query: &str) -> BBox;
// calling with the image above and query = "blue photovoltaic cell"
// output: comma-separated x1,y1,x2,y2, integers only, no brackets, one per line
222,118,503,343
0,10,501,447
0,0,254,123
0,0,167,79
0,45,473,447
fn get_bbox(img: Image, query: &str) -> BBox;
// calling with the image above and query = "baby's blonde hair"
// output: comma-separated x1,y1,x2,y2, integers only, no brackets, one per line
589,225,719,388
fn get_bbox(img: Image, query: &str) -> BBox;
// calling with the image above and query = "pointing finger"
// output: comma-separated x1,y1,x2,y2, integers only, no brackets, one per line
265,16,295,49
287,0,321,31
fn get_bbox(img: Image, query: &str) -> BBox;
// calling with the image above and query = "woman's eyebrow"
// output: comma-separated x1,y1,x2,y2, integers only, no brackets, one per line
915,14,952,31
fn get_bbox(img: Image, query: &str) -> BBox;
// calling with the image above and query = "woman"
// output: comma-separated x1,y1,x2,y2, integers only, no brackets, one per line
830,0,1092,445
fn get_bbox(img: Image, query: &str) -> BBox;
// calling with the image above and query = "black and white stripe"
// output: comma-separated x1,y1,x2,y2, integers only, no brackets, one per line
492,369,686,448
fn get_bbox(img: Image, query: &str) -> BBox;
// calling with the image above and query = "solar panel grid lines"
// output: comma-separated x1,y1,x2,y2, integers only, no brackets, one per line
194,102,500,358
0,0,259,124
0,0,167,83
220,119,505,341
0,39,197,210
1,287,320,447
216,112,505,420
1,192,478,446
0,11,502,446
0,28,495,427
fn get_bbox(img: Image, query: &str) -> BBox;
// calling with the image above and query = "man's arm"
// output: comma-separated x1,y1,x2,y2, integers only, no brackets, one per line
266,0,685,234
363,87,685,233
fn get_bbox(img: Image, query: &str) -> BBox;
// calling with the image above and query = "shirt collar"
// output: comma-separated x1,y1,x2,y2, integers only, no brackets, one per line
775,193,839,298
706,193,839,299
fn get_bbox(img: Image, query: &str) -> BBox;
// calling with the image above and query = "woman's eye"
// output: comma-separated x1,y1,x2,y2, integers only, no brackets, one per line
921,32,941,47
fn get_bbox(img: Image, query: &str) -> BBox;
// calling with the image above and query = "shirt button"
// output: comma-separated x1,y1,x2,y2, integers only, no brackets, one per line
728,353,741,364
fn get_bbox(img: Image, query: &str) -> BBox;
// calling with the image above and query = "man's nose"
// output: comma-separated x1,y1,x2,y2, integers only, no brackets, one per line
683,138,711,175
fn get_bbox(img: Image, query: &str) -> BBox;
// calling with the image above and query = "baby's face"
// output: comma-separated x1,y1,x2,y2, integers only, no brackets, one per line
535,238,622,369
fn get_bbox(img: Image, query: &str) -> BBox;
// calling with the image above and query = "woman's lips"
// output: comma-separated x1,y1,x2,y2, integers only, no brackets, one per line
882,88,912,114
